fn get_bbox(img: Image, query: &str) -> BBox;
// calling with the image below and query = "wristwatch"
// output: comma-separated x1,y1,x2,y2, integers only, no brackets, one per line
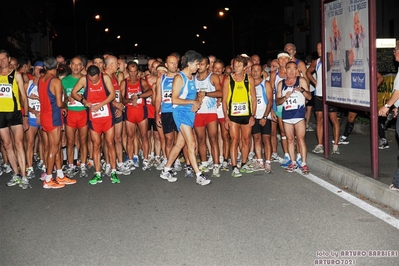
385,103,391,108
263,116,268,120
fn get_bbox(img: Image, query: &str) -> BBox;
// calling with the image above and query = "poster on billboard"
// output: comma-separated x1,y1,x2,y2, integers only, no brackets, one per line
324,0,369,107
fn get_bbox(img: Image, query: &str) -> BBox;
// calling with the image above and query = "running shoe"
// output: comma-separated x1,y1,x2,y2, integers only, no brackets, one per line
281,154,290,165
312,144,324,154
104,164,111,176
253,161,264,171
88,174,102,185
212,165,221,177
3,163,13,174
133,156,140,168
0,166,3,176
142,159,151,171
389,184,399,191
80,165,88,178
264,162,273,174
65,165,79,177
26,168,36,179
296,157,303,168
196,173,211,186
280,159,292,169
271,153,280,162
111,172,120,184
240,163,254,174
56,176,77,185
248,152,255,161
199,163,210,173
43,178,65,189
116,164,131,175
19,176,31,189
231,167,242,178
87,159,94,169
332,145,340,155
338,136,349,145
301,164,310,174
39,172,47,181
156,158,167,170
33,153,40,163
306,125,314,132
221,161,229,171
7,174,21,186
153,156,162,168
285,162,298,173
174,159,182,171
160,169,178,182
125,160,136,171
379,138,389,150
184,165,193,178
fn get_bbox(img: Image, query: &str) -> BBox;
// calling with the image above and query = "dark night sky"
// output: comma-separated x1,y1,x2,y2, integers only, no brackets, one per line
52,1,287,64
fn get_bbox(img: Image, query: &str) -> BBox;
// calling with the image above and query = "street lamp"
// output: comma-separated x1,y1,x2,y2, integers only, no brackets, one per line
85,14,100,56
219,8,235,58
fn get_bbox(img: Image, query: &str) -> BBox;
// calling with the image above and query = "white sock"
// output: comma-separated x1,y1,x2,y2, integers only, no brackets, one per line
57,170,64,178
74,146,79,160
46,174,53,182
62,148,67,161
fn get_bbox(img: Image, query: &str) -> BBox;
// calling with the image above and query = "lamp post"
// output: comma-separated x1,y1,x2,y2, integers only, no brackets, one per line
85,14,100,56
219,8,235,58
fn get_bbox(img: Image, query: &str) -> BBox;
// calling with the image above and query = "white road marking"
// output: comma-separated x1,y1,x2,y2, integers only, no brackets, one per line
299,170,399,230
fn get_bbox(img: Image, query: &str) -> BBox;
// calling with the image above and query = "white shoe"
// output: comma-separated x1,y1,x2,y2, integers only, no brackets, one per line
196,173,211,186
160,169,178,182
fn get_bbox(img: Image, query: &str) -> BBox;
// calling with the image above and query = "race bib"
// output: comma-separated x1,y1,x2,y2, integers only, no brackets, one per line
28,99,40,118
162,89,172,103
115,90,120,103
91,103,109,118
0,84,12,98
232,102,248,115
284,94,299,110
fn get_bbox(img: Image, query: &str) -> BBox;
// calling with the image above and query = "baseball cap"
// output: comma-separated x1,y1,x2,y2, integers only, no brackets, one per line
34,61,44,68
277,51,290,59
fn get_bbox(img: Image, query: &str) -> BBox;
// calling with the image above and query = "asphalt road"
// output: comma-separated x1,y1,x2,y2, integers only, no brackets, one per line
1,161,398,266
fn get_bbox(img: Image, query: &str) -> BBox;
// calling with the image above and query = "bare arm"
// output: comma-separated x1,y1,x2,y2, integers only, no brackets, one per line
264,80,273,117
208,73,223,98
71,76,86,102
306,59,317,87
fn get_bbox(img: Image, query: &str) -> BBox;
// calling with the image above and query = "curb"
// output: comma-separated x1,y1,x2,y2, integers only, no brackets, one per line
307,152,399,212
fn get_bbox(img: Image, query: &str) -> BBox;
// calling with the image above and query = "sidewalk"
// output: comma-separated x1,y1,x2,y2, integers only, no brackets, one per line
300,117,399,212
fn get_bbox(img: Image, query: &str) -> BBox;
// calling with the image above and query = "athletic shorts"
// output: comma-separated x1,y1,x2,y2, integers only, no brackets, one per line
228,115,251,125
28,117,40,128
89,118,114,134
173,109,195,131
194,113,217,127
147,118,157,131
306,91,314,107
252,118,271,135
161,112,177,134
275,105,283,118
124,106,148,124
314,96,338,112
0,111,23,129
283,118,304,124
64,110,88,129
114,113,124,124
147,104,156,119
